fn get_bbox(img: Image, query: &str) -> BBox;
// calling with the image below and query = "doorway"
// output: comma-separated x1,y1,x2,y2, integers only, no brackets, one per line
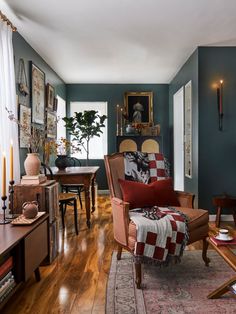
173,87,184,191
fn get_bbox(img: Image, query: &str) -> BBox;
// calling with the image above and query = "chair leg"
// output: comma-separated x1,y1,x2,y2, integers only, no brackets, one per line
135,263,142,289
202,237,210,266
60,202,65,229
215,206,221,228
74,198,78,235
117,245,122,260
78,189,83,209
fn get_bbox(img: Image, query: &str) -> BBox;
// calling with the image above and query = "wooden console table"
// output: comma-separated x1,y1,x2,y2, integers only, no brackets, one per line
207,237,236,299
0,214,49,309
49,167,99,228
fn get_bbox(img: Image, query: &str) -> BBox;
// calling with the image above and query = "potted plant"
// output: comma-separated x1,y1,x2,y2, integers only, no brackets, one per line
63,110,107,166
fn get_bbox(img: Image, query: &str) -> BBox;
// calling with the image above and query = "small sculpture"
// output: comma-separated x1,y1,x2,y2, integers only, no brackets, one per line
22,201,38,219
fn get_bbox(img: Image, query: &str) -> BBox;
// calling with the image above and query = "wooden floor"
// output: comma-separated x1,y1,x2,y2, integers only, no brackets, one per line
2,196,236,314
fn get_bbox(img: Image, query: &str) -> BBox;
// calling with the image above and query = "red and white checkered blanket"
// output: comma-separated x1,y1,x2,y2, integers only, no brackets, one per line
129,207,188,264
148,153,169,182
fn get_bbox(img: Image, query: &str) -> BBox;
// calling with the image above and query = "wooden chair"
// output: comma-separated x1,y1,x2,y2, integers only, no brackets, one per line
213,195,236,228
104,152,210,288
60,157,84,209
41,163,79,235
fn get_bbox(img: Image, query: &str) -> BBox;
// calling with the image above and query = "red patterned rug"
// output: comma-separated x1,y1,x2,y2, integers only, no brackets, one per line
106,250,236,314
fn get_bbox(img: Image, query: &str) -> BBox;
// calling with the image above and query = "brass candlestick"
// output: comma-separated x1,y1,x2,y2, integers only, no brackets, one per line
0,196,10,224
6,180,17,220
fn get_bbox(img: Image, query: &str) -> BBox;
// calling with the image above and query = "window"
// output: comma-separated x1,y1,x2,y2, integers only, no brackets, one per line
56,96,66,140
70,102,108,159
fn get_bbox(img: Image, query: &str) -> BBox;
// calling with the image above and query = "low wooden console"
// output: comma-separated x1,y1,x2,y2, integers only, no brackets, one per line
0,214,49,309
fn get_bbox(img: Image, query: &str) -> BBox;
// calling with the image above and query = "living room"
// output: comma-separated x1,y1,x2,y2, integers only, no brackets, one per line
0,1,236,313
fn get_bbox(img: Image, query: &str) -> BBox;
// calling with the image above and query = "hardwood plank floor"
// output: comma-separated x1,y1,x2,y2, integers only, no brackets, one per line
2,196,236,314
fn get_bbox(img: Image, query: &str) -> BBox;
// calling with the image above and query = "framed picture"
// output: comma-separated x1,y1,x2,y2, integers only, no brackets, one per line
124,91,153,125
53,97,58,112
47,112,57,138
184,81,192,178
19,105,31,148
46,83,54,110
30,62,45,124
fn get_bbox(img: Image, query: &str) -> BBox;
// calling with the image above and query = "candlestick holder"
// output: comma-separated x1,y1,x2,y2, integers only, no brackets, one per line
0,196,10,224
6,180,17,220
116,123,119,136
219,113,223,131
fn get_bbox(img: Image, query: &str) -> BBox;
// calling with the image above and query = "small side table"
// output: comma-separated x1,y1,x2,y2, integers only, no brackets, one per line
212,195,236,228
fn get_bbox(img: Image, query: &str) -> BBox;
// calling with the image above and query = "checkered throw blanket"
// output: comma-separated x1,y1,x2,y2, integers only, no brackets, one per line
129,207,189,264
124,152,170,184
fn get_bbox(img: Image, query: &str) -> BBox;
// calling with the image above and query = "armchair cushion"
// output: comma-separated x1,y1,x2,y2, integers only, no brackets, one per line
118,178,180,209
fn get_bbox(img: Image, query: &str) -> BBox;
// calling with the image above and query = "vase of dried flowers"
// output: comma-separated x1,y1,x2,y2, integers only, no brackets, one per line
24,153,41,176
55,155,69,170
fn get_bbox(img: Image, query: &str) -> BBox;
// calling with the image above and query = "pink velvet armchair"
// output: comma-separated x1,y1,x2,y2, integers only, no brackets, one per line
104,152,210,289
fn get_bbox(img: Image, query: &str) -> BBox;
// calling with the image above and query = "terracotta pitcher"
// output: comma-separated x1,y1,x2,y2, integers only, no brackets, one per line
24,153,41,176
22,201,38,219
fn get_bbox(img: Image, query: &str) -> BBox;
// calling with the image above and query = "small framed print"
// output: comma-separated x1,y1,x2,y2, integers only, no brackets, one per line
124,91,153,125
47,112,57,138
53,97,58,112
46,83,55,111
19,105,31,148
30,62,45,124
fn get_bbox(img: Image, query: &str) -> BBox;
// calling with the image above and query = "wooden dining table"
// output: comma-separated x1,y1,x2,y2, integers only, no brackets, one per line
49,166,99,228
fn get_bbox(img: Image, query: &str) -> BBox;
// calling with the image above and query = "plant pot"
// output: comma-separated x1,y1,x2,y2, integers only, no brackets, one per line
55,155,69,170
24,153,41,176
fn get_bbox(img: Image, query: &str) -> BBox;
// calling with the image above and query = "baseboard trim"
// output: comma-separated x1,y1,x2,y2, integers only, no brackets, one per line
98,189,110,195
209,214,233,222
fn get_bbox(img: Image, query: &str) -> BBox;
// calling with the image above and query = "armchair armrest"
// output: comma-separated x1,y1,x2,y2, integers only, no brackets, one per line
175,191,195,208
111,197,130,247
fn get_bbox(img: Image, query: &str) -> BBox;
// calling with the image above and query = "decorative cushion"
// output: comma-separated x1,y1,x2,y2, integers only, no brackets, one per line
118,178,180,209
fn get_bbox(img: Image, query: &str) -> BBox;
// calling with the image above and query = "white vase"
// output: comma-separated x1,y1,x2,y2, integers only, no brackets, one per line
24,153,41,176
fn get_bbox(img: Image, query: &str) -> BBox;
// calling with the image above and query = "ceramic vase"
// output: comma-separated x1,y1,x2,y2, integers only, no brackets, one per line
55,155,68,170
24,153,41,176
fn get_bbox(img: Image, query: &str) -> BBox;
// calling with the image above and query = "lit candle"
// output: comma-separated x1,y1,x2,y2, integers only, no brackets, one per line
219,80,223,114
10,139,13,181
120,108,123,132
2,152,6,197
116,104,119,135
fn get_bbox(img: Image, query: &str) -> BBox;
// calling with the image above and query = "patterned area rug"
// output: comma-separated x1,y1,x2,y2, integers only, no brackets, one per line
106,251,236,314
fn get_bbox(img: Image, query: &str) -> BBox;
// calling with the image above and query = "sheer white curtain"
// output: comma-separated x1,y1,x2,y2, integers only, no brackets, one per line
0,20,20,199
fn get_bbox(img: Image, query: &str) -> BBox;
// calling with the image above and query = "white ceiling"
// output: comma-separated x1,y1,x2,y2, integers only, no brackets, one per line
2,0,236,83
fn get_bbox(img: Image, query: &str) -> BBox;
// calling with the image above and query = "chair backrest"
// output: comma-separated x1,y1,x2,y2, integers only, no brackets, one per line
104,153,125,199
104,152,168,199
65,157,82,167
41,162,53,180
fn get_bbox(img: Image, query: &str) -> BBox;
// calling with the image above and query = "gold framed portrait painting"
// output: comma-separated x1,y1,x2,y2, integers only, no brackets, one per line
124,91,153,126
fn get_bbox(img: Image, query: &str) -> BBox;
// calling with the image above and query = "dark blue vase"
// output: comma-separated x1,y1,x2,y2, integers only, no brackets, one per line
55,155,68,170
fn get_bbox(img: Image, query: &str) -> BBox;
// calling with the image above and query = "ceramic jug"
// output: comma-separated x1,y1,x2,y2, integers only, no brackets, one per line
22,201,38,219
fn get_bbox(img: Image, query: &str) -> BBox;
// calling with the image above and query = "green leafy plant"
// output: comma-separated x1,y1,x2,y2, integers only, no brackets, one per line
63,110,107,165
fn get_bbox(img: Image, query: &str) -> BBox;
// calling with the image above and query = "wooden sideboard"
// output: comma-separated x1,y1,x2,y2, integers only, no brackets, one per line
0,214,49,310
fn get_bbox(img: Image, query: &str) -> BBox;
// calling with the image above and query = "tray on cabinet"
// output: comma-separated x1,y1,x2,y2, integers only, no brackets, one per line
11,212,46,225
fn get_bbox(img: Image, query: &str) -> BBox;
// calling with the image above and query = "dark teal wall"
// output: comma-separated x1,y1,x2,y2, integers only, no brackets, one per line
198,47,236,213
13,32,66,172
169,49,199,206
66,84,169,189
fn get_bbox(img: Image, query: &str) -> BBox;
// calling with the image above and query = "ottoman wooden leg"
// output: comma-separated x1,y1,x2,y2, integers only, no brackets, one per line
135,262,142,289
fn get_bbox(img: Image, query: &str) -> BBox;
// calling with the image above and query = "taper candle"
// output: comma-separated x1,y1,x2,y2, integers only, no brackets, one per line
2,152,6,197
120,108,123,129
116,104,120,135
10,139,13,181
219,80,223,114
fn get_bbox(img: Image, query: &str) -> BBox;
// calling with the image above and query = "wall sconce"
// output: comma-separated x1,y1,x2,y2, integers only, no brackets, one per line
216,80,223,131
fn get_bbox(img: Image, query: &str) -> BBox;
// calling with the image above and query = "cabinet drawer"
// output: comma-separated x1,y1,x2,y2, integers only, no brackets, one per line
24,220,48,281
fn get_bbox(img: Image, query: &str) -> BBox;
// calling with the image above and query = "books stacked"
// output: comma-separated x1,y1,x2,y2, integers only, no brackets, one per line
0,256,16,302
210,236,236,246
21,174,47,185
